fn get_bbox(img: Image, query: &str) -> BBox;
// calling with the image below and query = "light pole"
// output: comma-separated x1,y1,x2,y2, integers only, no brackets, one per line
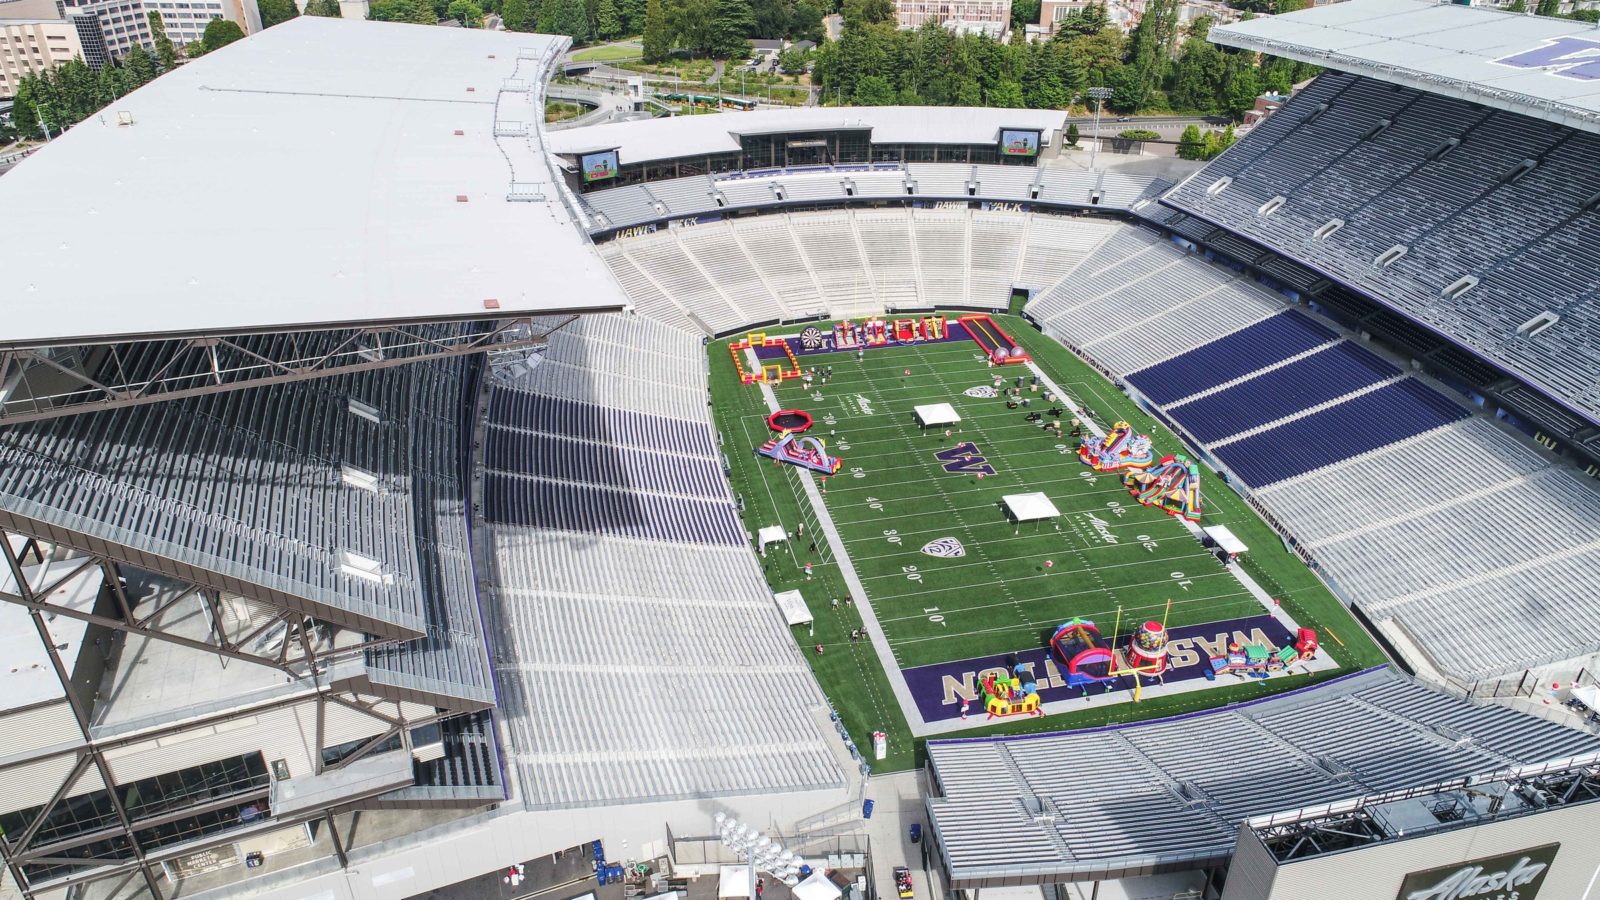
716,813,801,900
1087,85,1113,172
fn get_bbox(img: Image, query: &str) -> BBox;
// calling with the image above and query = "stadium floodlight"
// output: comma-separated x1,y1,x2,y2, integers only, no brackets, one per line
716,815,797,899
1087,86,1114,171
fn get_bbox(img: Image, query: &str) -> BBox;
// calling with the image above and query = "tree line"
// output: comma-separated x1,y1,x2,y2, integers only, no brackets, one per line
808,2,1316,115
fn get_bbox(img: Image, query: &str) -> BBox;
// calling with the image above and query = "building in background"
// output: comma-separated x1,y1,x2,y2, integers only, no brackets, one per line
58,0,255,56
1033,0,1236,38
895,0,1012,38
0,0,107,97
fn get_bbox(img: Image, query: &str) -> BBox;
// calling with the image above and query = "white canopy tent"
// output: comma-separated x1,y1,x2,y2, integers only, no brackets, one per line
719,867,752,898
1571,684,1600,711
1002,492,1060,523
774,589,813,627
1002,492,1060,533
791,872,843,900
914,403,962,429
758,525,788,556
1203,525,1248,558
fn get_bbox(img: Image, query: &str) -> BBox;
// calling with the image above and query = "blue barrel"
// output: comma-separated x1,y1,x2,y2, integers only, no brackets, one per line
862,799,875,819
800,865,813,879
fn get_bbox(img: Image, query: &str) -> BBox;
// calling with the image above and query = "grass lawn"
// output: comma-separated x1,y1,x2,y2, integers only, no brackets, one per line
571,41,641,62
544,100,588,123
708,314,1388,772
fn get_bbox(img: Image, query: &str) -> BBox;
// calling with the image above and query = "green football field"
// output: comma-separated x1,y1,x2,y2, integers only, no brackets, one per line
745,338,1259,667
709,314,1388,772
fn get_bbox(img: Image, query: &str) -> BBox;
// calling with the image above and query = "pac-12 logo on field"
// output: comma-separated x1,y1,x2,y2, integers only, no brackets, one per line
1493,36,1600,81
921,537,966,558
934,442,995,476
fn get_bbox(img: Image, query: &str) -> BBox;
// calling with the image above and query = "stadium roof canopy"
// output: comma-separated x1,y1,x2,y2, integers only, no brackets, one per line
0,17,625,350
545,107,1069,166
1211,0,1600,134
925,668,1600,887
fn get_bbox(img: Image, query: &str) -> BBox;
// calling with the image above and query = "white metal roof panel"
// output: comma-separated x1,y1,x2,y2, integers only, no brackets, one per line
1211,0,1600,133
0,18,626,347
547,107,1067,166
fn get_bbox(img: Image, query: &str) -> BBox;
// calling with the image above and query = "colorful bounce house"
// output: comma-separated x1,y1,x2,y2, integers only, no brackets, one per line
1049,618,1117,693
1078,422,1156,472
979,668,1041,718
1204,628,1319,680
1118,620,1171,700
959,314,1031,365
833,316,948,350
1124,454,1202,521
756,410,843,475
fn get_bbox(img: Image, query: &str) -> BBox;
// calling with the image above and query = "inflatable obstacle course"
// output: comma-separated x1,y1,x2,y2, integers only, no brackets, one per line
729,332,801,385
959,314,1031,365
1124,454,1202,521
1078,421,1155,472
756,409,843,474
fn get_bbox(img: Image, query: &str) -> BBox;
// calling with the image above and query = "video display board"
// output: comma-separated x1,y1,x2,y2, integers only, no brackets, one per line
580,149,620,183
999,129,1041,157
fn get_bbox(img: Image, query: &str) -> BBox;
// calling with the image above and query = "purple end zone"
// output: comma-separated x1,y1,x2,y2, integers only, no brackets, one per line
901,614,1295,722
752,323,974,360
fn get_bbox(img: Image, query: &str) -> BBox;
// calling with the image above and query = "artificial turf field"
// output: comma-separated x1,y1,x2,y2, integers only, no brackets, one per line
709,313,1388,772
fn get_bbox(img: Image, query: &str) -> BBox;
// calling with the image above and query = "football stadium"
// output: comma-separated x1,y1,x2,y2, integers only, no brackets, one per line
2,2,1600,900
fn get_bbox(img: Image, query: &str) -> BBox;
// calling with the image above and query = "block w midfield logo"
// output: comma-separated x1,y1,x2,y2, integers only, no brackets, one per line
934,442,996,476
1493,36,1600,81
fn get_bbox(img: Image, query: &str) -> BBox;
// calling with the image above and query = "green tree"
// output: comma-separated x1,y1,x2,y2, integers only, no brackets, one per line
544,0,589,39
779,45,808,74
1021,40,1068,109
1065,122,1079,146
1507,0,1526,10
595,0,621,35
789,0,823,40
1221,52,1260,118
1176,123,1203,159
853,73,895,104
202,17,246,50
501,0,531,27
368,0,435,21
620,0,645,31
707,0,753,56
147,11,177,70
1010,0,1038,31
1054,1,1105,35
842,0,893,25
125,43,159,82
640,0,670,61
750,0,786,36
258,0,300,27
447,0,484,24
1122,0,1179,111
990,78,1024,108
1167,21,1225,112
305,0,344,16
1535,0,1558,14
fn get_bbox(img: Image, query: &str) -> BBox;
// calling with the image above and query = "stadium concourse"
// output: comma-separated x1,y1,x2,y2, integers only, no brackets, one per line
0,4,1598,900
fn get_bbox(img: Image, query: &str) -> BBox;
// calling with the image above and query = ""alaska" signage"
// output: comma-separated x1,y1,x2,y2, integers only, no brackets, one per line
1396,844,1559,900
